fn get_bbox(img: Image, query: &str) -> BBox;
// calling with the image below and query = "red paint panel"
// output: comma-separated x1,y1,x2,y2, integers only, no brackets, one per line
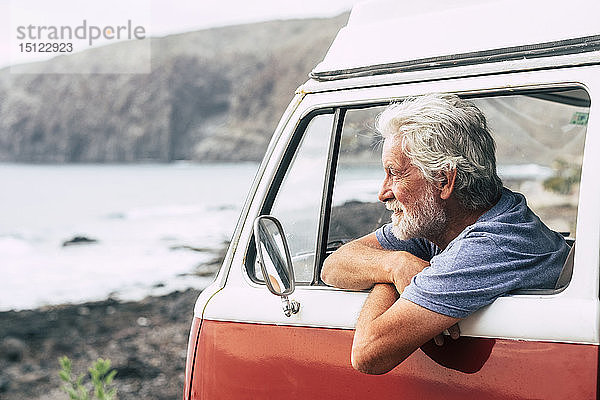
190,320,598,399
184,317,202,400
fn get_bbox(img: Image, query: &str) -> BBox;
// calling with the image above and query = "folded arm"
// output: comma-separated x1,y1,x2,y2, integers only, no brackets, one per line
321,232,460,374
320,232,429,291
351,284,461,374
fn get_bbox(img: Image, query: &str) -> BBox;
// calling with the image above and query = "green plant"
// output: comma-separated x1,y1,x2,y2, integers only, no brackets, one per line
543,159,582,195
59,356,117,400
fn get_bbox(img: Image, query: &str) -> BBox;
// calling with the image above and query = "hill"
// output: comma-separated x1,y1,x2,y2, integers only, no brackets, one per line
0,14,348,163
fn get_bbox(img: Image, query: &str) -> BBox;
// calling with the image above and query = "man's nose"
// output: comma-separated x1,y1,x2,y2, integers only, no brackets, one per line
378,178,393,203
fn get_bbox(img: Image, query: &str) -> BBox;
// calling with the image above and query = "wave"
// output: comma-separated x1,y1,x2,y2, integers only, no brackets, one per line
105,204,206,220
0,235,33,256
105,203,240,221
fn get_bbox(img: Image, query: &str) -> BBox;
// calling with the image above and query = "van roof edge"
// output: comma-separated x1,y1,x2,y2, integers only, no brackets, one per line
311,35,600,82
313,0,600,78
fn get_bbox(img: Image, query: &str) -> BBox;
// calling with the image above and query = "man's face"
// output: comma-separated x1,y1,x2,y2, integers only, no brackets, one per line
378,137,447,241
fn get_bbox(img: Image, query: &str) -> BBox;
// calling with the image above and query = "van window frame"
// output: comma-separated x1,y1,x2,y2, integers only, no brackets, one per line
246,85,590,292
245,108,336,285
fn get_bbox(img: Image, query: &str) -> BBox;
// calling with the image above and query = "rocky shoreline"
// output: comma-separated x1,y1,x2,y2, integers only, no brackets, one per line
0,201,386,400
0,288,202,400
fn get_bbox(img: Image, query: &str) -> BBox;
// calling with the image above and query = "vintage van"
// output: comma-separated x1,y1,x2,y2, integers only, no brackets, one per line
184,0,600,398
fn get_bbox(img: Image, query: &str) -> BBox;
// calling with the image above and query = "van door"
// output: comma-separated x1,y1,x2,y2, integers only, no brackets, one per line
191,77,599,399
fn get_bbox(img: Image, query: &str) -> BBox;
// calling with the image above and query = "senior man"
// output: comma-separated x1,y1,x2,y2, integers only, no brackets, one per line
320,93,569,375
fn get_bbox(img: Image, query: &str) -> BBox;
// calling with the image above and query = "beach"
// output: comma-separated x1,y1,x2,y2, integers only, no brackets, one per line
0,288,202,400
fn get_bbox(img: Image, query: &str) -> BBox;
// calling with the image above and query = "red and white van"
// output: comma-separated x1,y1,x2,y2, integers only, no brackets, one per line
184,0,600,398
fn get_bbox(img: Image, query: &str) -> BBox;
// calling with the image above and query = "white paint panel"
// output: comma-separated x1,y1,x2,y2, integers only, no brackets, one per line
196,65,600,346
313,0,600,74
203,285,599,344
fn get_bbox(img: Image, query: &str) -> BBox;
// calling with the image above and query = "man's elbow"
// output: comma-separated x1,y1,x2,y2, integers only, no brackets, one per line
320,257,338,286
351,341,404,375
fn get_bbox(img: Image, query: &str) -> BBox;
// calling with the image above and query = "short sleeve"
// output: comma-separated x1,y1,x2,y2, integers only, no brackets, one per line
400,234,520,318
375,223,439,261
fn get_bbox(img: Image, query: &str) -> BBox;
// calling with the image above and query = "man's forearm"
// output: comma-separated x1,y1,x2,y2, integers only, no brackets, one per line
351,284,402,374
321,240,396,289
355,284,399,325
351,284,461,375
321,235,430,291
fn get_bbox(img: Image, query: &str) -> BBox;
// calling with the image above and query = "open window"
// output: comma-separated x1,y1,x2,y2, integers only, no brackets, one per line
324,88,588,289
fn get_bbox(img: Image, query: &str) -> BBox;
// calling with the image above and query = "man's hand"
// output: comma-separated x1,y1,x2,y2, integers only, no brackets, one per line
433,323,461,346
321,233,429,291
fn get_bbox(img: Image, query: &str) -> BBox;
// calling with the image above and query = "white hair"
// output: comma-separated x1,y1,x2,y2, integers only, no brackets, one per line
376,93,502,210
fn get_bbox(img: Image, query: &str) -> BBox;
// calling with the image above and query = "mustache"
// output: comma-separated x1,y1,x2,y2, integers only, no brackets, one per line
385,199,404,212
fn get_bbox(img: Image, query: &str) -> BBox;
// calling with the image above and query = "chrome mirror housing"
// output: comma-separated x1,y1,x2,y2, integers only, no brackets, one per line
253,215,300,316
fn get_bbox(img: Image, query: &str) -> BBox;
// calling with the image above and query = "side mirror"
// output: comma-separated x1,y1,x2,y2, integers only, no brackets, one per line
253,215,300,317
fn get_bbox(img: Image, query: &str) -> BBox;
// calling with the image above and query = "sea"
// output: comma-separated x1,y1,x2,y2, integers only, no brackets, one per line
0,162,552,311
0,162,259,311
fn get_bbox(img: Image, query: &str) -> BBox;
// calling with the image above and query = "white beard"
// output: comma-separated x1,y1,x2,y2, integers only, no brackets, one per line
386,184,447,241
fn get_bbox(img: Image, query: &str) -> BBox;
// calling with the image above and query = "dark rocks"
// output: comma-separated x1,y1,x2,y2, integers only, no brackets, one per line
328,201,391,242
0,374,10,393
169,244,207,252
0,337,27,362
0,289,201,400
192,263,220,277
172,240,228,277
62,236,98,247
116,355,160,379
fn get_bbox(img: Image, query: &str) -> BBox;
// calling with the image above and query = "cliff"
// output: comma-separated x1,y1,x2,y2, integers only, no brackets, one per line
0,14,348,163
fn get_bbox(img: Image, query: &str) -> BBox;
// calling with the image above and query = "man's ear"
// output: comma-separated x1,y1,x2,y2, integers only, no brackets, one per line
439,169,457,200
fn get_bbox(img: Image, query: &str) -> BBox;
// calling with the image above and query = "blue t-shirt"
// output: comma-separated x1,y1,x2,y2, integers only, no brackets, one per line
375,188,569,318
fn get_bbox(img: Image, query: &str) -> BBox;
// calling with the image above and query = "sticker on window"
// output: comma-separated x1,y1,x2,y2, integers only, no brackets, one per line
570,112,589,125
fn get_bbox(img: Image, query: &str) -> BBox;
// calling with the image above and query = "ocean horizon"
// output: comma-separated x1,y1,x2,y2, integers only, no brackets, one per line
0,162,259,311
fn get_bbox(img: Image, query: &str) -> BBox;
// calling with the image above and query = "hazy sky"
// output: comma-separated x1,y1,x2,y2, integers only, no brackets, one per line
1,0,360,69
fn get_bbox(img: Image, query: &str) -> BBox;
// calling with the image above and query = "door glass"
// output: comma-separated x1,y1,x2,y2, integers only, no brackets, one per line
327,107,389,249
268,113,334,283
